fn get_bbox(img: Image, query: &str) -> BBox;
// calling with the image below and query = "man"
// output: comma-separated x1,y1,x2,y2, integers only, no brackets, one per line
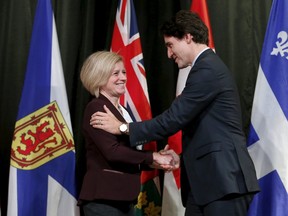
91,10,260,216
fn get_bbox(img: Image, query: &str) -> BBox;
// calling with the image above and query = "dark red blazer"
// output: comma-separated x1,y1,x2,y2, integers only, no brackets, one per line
78,94,153,204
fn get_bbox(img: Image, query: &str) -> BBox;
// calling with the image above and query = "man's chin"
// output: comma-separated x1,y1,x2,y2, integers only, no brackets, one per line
178,65,188,69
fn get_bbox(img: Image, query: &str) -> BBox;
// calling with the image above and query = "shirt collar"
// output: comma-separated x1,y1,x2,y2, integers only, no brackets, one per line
191,47,210,67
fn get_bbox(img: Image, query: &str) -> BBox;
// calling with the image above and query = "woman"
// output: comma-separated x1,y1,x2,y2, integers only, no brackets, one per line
78,51,173,216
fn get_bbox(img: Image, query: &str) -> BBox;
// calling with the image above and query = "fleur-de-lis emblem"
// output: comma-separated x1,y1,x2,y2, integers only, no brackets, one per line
271,31,288,59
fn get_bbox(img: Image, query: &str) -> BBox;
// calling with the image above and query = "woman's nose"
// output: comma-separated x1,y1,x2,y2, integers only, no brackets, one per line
119,71,127,79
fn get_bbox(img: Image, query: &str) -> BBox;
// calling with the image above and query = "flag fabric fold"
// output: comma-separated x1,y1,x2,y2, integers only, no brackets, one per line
7,0,79,215
247,0,288,215
111,0,161,215
162,1,215,215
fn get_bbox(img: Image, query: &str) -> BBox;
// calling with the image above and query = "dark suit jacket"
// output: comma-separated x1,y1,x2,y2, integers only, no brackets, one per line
78,94,153,204
129,49,260,205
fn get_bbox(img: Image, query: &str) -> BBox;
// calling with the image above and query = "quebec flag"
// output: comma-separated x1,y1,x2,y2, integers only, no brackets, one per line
247,0,288,215
7,0,80,215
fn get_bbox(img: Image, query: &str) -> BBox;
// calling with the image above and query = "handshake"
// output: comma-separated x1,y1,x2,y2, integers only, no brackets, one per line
151,145,180,172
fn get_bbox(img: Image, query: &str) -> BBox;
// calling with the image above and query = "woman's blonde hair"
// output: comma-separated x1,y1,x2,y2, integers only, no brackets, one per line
80,51,123,97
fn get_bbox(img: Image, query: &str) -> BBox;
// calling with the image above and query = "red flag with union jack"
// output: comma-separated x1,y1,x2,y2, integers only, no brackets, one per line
111,0,161,215
162,1,215,215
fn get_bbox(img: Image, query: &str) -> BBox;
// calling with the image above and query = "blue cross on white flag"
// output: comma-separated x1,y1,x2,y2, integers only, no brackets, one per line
7,0,80,215
247,0,288,215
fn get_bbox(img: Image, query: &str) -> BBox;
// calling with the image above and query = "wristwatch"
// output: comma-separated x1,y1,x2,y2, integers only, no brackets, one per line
119,123,129,134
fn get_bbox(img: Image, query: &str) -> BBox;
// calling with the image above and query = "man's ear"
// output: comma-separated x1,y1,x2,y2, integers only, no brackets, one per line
184,33,193,44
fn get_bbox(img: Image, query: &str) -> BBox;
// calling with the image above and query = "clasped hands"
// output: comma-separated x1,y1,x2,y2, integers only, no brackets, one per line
152,144,180,172
90,105,180,172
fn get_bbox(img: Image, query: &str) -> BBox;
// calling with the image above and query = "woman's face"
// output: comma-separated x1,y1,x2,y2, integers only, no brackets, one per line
101,61,127,98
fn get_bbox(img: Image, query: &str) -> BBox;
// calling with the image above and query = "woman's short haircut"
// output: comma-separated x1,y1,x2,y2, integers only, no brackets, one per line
80,51,123,97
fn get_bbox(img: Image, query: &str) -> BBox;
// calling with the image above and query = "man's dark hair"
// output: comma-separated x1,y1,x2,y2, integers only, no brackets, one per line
160,10,209,45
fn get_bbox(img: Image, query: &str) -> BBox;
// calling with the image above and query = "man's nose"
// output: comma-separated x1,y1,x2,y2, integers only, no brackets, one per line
167,49,173,59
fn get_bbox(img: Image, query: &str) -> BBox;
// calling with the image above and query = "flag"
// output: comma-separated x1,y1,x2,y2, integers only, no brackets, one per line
111,0,161,215
162,1,215,215
247,0,288,215
7,0,79,215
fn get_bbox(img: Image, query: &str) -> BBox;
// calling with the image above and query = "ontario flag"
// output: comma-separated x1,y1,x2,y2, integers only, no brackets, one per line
7,0,79,215
111,0,161,215
162,1,215,215
247,0,288,215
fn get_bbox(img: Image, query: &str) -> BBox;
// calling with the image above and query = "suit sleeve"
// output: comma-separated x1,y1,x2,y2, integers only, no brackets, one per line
129,61,221,147
83,99,153,165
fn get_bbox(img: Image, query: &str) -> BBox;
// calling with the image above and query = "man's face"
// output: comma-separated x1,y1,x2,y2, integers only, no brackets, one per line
163,35,191,69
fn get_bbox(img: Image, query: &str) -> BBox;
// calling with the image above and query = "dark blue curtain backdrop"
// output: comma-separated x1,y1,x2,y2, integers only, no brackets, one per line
0,0,272,215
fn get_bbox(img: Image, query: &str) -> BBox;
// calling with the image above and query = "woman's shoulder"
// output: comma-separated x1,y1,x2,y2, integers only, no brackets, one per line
85,97,106,113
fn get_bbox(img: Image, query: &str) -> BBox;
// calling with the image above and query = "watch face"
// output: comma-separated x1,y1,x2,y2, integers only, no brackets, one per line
120,124,127,132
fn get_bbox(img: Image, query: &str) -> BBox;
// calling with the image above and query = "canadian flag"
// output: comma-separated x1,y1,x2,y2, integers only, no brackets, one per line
161,1,215,215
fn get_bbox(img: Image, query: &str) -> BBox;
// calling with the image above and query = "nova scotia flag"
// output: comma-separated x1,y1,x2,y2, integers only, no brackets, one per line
7,0,79,215
247,0,288,215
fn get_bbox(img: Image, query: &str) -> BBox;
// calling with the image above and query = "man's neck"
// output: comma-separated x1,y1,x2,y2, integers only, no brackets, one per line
191,44,209,67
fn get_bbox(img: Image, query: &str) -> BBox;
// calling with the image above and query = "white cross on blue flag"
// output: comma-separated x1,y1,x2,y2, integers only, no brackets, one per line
247,0,288,215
